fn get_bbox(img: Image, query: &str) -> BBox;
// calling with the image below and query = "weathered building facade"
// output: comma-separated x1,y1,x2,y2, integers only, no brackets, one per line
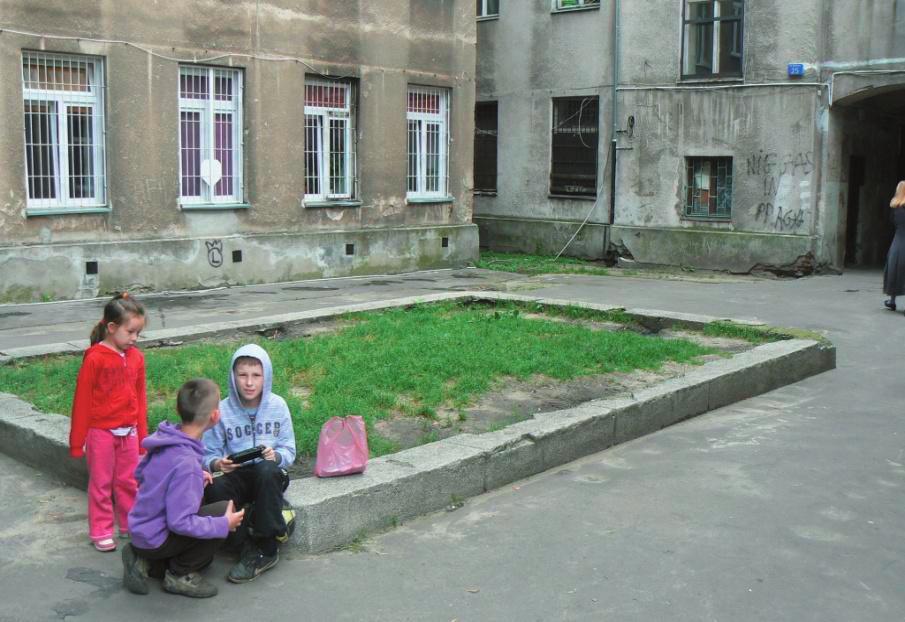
474,1,905,274
0,0,478,301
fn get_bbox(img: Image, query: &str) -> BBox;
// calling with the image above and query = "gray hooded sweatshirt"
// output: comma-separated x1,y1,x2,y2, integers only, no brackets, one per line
202,344,296,471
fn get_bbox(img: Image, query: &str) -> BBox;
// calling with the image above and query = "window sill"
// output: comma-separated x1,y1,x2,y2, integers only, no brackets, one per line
180,202,251,211
477,15,499,21
473,191,498,197
406,196,455,205
26,206,110,217
682,215,732,223
677,76,744,85
304,199,362,208
548,193,597,201
552,5,600,14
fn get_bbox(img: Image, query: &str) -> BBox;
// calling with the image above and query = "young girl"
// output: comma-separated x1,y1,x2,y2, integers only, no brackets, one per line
70,292,148,552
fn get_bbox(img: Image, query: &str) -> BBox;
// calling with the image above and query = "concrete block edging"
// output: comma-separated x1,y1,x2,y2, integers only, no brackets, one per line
0,293,835,554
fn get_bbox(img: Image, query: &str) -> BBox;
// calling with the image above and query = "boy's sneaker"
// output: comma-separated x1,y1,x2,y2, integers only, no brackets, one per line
121,543,150,595
163,570,218,598
227,547,279,584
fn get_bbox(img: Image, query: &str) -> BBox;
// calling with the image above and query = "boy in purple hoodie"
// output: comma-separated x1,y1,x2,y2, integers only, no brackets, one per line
122,378,245,598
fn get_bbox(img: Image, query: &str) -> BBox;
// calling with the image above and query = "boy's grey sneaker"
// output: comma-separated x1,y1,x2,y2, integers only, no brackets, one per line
121,543,149,595
163,570,218,598
227,548,279,584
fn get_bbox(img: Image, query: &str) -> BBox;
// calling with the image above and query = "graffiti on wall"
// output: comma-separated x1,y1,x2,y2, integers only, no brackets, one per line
747,150,813,232
206,240,224,268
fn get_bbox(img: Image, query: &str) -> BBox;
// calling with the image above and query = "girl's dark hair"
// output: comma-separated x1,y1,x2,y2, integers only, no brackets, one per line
89,292,147,345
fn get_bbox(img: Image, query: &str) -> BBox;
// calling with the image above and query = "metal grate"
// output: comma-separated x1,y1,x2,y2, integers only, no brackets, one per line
407,86,450,198
21,51,106,209
685,156,733,218
473,101,498,193
304,78,356,201
550,97,598,197
178,65,243,204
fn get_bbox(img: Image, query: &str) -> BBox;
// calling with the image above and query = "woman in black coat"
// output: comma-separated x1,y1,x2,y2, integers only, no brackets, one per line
883,181,905,311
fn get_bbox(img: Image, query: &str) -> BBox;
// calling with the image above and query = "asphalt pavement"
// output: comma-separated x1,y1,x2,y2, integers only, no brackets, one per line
1,267,902,621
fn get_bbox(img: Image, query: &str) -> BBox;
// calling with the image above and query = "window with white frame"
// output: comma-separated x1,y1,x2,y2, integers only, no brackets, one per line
20,52,106,210
178,65,243,205
477,0,499,18
304,78,356,202
682,0,744,79
407,86,450,200
553,0,599,11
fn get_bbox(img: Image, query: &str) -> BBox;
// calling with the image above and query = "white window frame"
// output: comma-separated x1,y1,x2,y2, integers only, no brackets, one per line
20,51,107,210
477,0,499,19
304,78,355,202
406,86,450,200
682,0,744,79
178,65,244,206
552,0,600,12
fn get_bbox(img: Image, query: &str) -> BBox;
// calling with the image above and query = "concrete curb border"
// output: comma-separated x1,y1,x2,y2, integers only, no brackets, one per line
0,293,835,553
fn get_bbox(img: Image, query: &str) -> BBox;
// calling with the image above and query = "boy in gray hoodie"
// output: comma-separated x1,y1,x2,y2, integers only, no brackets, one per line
203,344,296,584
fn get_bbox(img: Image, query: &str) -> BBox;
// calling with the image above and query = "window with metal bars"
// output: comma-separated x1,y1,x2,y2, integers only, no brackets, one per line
407,86,450,200
473,101,498,193
682,0,744,79
684,156,733,219
550,97,598,197
178,65,243,205
20,52,106,210
477,0,499,18
304,78,356,202
553,0,599,11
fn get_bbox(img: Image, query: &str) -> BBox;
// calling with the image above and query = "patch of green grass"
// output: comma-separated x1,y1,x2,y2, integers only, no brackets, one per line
0,302,715,459
476,251,610,276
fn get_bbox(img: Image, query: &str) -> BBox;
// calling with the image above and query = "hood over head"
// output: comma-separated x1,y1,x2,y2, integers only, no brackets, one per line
226,343,274,413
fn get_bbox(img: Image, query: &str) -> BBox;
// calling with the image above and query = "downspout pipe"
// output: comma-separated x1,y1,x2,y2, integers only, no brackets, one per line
609,0,620,226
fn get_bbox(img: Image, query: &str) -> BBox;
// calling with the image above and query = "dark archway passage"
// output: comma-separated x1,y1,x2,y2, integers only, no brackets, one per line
836,90,905,268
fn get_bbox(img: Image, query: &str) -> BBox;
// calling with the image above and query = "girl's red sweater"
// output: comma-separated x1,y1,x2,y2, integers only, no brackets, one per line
69,343,148,458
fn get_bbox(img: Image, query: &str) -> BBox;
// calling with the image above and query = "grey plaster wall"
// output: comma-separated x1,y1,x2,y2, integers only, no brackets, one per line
474,1,610,231
472,0,853,270
0,0,478,299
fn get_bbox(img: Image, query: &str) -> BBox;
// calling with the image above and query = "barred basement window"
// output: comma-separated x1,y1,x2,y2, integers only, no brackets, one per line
407,86,450,200
682,0,744,79
685,157,733,219
550,97,598,197
21,52,107,209
304,78,357,202
473,101,498,193
477,0,499,18
179,65,244,205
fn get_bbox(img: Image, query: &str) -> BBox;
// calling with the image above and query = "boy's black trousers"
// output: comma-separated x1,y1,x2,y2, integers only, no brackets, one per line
132,500,228,576
203,460,289,544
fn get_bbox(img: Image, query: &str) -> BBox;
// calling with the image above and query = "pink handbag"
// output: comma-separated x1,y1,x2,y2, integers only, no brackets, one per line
314,415,369,477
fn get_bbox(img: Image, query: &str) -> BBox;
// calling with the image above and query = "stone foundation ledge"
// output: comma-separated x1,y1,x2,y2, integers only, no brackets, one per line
0,294,836,553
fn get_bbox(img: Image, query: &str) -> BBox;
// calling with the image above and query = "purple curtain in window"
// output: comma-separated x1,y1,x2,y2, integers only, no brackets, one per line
180,111,201,197
215,113,233,196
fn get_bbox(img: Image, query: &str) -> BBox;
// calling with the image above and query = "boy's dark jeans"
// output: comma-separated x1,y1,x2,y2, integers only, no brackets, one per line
204,460,289,544
132,500,229,577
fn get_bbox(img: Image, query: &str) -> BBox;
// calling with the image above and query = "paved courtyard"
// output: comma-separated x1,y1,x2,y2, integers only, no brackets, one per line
1,268,902,621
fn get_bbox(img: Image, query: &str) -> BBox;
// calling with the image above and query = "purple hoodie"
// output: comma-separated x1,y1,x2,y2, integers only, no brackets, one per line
128,421,229,549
